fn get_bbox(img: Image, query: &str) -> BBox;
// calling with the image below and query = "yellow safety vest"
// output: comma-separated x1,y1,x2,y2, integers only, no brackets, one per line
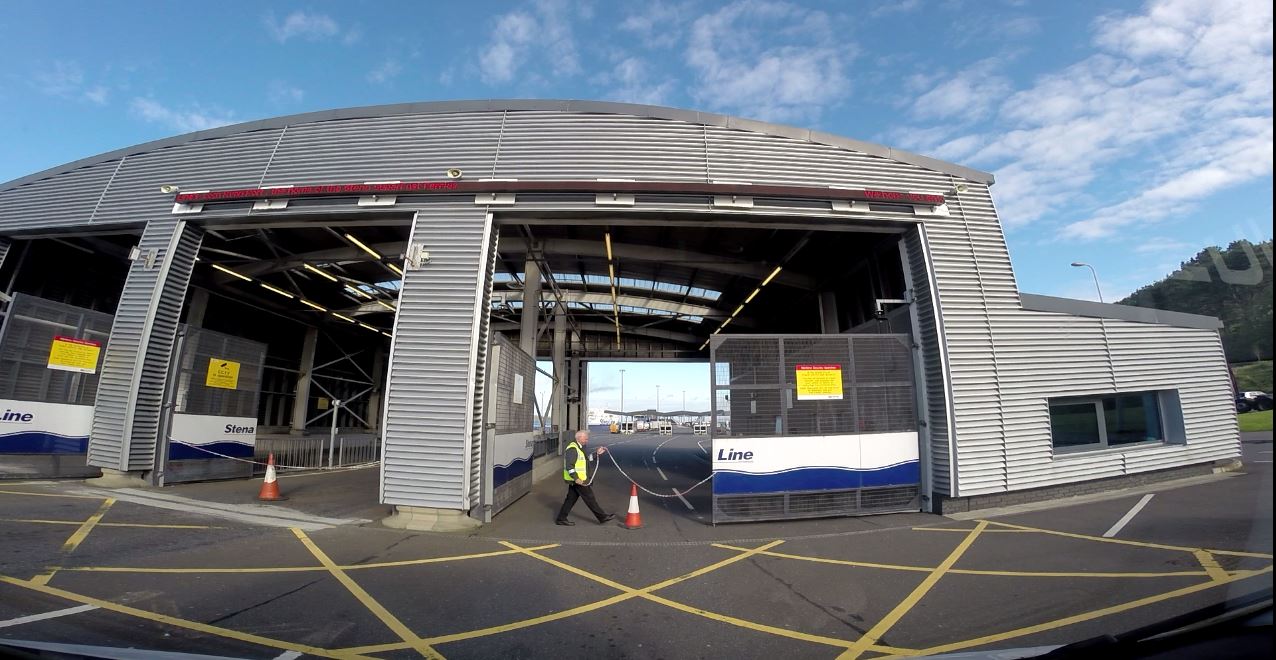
563,441,587,482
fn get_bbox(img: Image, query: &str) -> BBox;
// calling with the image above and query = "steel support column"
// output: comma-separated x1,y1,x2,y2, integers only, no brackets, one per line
552,310,566,434
87,219,203,483
291,326,319,434
519,258,540,358
366,344,386,431
819,290,840,334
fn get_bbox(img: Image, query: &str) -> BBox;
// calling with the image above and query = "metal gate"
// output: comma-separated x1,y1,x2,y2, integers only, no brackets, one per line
0,293,112,478
480,333,536,519
158,325,267,484
710,334,920,522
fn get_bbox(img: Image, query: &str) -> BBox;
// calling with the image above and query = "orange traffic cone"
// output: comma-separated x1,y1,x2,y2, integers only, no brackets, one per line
257,453,284,501
623,483,643,529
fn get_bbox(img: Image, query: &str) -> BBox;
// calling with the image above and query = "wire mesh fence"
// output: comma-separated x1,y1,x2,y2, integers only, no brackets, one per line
709,333,921,522
711,334,916,438
0,293,113,405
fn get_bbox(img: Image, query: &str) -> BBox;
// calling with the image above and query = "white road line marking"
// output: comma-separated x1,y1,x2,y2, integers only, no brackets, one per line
0,604,98,629
273,651,303,660
1253,460,1272,464
697,440,708,454
656,466,668,481
1103,493,1154,538
672,488,694,510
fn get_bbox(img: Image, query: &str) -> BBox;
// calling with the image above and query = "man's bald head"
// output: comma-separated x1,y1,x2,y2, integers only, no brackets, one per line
575,430,589,444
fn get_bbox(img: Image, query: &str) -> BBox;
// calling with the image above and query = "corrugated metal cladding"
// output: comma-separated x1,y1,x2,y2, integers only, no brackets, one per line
0,237,9,268
88,219,203,471
380,205,493,510
0,101,1239,504
902,226,953,497
467,224,500,510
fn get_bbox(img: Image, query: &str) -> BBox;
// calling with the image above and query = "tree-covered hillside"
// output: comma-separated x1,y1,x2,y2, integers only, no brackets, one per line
1118,239,1272,363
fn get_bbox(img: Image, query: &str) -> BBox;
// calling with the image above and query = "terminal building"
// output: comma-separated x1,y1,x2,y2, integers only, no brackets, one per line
0,100,1239,527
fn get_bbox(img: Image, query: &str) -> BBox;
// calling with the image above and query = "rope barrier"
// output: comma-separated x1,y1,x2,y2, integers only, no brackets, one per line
168,441,380,471
586,447,715,498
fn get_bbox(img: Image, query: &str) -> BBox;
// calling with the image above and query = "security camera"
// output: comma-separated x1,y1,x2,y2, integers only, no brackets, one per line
445,168,463,179
874,308,888,320
159,184,180,194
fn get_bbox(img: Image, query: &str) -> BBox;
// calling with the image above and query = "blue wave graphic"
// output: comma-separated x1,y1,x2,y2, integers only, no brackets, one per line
168,441,254,460
494,457,532,488
0,431,89,454
713,461,919,494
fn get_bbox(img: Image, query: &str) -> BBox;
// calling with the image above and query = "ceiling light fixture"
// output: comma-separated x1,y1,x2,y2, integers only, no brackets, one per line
345,233,382,259
259,282,294,299
303,263,340,283
210,263,252,282
300,299,327,312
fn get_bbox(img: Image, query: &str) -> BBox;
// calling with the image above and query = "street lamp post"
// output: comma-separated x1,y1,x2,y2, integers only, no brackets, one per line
656,385,661,420
682,390,686,424
1070,262,1105,303
619,369,626,422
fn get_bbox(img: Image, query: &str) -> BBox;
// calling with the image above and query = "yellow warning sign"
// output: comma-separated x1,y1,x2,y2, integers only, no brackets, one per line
47,336,102,374
205,358,241,390
795,364,843,401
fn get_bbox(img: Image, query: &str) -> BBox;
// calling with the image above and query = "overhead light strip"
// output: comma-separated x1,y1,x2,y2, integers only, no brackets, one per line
344,233,382,259
259,282,294,299
211,263,252,282
605,230,620,348
699,264,783,351
303,263,340,283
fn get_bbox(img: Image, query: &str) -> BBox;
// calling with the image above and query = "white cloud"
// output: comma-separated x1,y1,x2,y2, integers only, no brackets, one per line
599,57,675,105
367,59,403,85
479,0,580,85
620,2,691,48
268,83,305,105
82,85,109,105
130,98,235,133
903,0,1273,237
870,0,921,18
1134,237,1193,253
911,60,1010,121
33,61,84,96
264,11,340,43
685,0,852,122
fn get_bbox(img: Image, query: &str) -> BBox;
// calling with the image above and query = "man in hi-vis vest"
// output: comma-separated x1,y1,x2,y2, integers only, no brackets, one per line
555,430,616,526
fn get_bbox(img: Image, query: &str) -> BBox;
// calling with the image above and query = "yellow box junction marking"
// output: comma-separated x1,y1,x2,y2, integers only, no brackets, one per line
1193,550,1229,582
292,528,444,659
0,575,370,659
205,358,241,390
1,518,214,530
56,543,560,574
986,520,1274,559
0,489,103,499
32,498,115,586
838,521,988,660
888,565,1273,657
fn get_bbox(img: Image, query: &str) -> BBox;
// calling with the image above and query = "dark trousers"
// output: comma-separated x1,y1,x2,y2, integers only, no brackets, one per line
557,482,609,522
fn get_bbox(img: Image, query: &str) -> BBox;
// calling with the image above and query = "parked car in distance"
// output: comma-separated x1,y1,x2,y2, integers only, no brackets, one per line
1237,393,1273,413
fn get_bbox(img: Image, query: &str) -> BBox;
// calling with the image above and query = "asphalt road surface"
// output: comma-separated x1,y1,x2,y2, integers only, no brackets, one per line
0,431,1270,659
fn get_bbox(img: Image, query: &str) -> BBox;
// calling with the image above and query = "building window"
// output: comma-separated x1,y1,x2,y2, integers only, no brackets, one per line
1050,392,1165,452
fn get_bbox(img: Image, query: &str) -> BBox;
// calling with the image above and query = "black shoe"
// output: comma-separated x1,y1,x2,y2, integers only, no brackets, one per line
598,514,616,524
555,519,575,526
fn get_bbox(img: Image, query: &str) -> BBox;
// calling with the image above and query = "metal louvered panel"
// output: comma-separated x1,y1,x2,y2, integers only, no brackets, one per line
0,161,120,231
0,237,9,269
495,112,710,181
380,205,492,509
88,219,202,471
91,130,281,226
262,113,503,185
901,226,953,497
468,223,499,509
705,127,954,192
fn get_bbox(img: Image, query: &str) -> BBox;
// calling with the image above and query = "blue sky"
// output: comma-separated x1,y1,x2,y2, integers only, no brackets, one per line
1,0,1271,405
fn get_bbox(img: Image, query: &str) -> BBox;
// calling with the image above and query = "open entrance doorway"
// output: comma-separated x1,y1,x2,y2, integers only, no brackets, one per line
484,213,928,525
